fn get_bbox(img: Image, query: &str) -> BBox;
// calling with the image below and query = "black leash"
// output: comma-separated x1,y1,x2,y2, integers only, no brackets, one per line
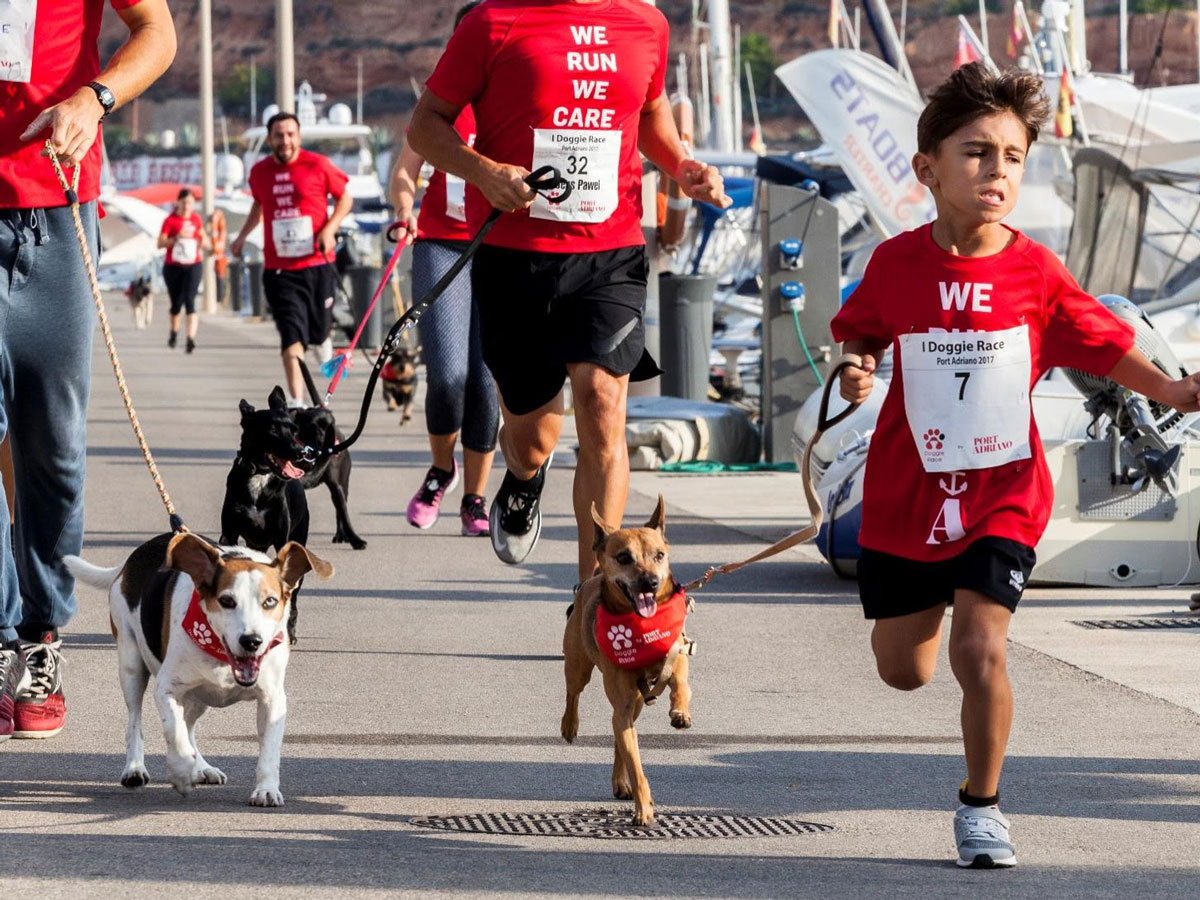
318,166,571,460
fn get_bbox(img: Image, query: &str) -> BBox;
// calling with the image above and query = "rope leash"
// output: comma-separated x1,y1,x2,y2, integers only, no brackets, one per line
47,143,185,533
318,166,571,461
679,354,864,593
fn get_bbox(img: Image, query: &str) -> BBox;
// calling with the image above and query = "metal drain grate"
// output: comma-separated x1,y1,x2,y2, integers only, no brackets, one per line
409,809,835,840
1074,617,1200,630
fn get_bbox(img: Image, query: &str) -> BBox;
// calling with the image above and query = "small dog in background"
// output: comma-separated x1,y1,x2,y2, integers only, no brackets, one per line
380,346,419,425
126,275,154,329
561,496,695,826
64,531,332,806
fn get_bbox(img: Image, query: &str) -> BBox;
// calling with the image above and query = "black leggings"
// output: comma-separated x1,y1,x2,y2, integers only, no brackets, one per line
163,263,201,315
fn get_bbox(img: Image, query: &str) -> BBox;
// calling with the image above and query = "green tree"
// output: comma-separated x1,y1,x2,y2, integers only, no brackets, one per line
741,32,777,100
217,63,276,121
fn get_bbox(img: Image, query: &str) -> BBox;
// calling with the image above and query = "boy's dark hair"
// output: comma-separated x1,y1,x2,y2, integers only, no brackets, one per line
916,63,1051,154
454,0,483,29
176,188,194,201
266,111,300,135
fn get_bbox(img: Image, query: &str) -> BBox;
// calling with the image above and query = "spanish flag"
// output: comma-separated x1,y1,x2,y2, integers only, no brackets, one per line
1055,67,1074,138
1005,2,1023,60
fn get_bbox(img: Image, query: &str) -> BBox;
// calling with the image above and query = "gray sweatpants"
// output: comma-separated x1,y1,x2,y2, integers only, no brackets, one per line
0,202,97,642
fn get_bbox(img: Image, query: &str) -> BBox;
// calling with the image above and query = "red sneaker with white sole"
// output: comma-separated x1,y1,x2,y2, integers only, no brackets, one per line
14,631,65,739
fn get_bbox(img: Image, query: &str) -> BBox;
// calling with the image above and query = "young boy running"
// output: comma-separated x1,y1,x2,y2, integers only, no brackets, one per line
832,62,1200,868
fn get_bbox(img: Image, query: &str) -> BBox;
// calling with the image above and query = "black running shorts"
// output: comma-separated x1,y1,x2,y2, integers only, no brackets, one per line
472,244,660,415
163,263,202,316
263,263,336,350
857,537,1037,619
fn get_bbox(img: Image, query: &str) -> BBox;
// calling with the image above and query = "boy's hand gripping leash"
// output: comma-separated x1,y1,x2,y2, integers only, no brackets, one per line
319,166,571,459
679,354,865,593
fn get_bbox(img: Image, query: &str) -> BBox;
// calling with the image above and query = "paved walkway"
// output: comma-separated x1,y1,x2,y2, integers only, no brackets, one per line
2,305,1200,898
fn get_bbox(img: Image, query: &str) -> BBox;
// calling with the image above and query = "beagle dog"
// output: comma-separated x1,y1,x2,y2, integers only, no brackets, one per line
64,531,332,806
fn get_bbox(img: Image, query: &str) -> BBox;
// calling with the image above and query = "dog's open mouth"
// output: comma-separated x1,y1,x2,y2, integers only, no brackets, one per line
229,654,263,686
622,586,658,618
267,453,308,480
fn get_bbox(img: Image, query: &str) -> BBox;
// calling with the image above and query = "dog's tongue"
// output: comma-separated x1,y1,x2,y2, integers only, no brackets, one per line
280,460,305,479
634,592,658,617
231,655,262,685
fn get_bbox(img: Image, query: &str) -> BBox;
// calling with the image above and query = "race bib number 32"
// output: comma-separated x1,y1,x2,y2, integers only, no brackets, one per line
530,128,620,224
899,324,1033,473
0,0,37,84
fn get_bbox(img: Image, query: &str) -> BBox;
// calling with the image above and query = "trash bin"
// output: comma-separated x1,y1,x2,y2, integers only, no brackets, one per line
348,263,383,350
658,272,716,401
247,260,265,318
229,259,245,313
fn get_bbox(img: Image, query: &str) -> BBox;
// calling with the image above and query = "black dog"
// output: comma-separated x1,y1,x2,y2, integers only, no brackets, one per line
380,346,419,425
220,385,315,643
126,275,153,329
295,362,367,550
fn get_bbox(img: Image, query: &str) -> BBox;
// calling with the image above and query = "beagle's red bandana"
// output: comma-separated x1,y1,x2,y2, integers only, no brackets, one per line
595,588,687,669
182,590,284,663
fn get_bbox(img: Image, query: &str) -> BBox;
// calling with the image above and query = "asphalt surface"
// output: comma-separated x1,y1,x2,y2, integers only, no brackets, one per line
3,303,1200,898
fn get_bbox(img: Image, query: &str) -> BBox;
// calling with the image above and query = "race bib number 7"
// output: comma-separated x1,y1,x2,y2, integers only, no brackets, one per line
899,324,1032,473
0,0,37,84
530,128,620,224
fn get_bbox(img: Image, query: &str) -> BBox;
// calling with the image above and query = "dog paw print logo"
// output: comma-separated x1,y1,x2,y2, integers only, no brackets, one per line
923,428,945,451
191,621,214,647
607,624,633,651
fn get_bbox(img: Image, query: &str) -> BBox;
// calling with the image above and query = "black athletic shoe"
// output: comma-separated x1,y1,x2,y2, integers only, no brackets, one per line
168,331,177,349
186,338,196,354
489,456,551,565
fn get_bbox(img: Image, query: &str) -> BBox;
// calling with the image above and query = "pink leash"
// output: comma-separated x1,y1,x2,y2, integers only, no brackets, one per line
323,223,410,405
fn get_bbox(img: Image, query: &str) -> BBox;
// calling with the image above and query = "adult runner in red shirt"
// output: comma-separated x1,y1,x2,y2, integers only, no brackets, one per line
409,0,729,581
390,2,499,539
0,0,175,742
231,112,353,407
158,188,211,353
832,63,1200,869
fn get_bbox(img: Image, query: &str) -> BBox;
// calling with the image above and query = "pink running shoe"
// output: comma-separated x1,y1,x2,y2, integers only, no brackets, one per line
460,494,491,537
406,461,459,529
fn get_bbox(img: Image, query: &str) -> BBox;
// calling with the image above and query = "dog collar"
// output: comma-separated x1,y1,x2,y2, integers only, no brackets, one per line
381,360,400,381
182,590,284,663
595,587,687,670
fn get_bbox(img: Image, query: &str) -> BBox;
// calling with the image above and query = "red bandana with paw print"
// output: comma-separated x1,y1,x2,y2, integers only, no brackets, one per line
181,590,284,663
595,588,687,669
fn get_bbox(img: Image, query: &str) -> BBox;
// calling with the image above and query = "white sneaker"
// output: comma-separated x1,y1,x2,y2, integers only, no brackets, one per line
954,804,1016,868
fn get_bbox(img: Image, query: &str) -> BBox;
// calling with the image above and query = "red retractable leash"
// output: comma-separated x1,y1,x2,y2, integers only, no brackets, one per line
317,166,571,461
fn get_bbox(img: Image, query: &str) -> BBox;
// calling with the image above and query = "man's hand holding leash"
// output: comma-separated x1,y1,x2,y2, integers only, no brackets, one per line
839,354,877,404
479,162,538,213
20,88,107,167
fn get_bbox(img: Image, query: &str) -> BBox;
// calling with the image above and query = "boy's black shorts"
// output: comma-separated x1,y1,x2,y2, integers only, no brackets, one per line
472,244,661,415
857,537,1036,619
263,263,336,350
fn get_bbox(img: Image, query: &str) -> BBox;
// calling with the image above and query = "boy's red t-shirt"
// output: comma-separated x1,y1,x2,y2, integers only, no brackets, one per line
417,106,476,243
247,149,349,271
159,212,204,266
830,224,1135,562
424,0,668,253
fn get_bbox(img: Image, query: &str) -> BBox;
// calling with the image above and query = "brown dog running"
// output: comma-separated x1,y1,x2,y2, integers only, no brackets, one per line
561,495,693,826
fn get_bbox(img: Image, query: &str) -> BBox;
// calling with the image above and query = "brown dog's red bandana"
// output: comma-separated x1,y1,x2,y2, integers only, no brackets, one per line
595,587,687,669
182,590,284,663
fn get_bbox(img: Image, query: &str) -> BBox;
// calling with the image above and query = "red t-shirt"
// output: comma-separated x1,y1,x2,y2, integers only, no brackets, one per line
830,224,1135,562
425,0,668,253
247,148,349,270
0,0,142,208
160,212,204,266
417,106,476,243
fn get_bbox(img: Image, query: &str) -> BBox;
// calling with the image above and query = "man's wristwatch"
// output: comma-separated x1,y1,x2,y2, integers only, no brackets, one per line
87,82,116,119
